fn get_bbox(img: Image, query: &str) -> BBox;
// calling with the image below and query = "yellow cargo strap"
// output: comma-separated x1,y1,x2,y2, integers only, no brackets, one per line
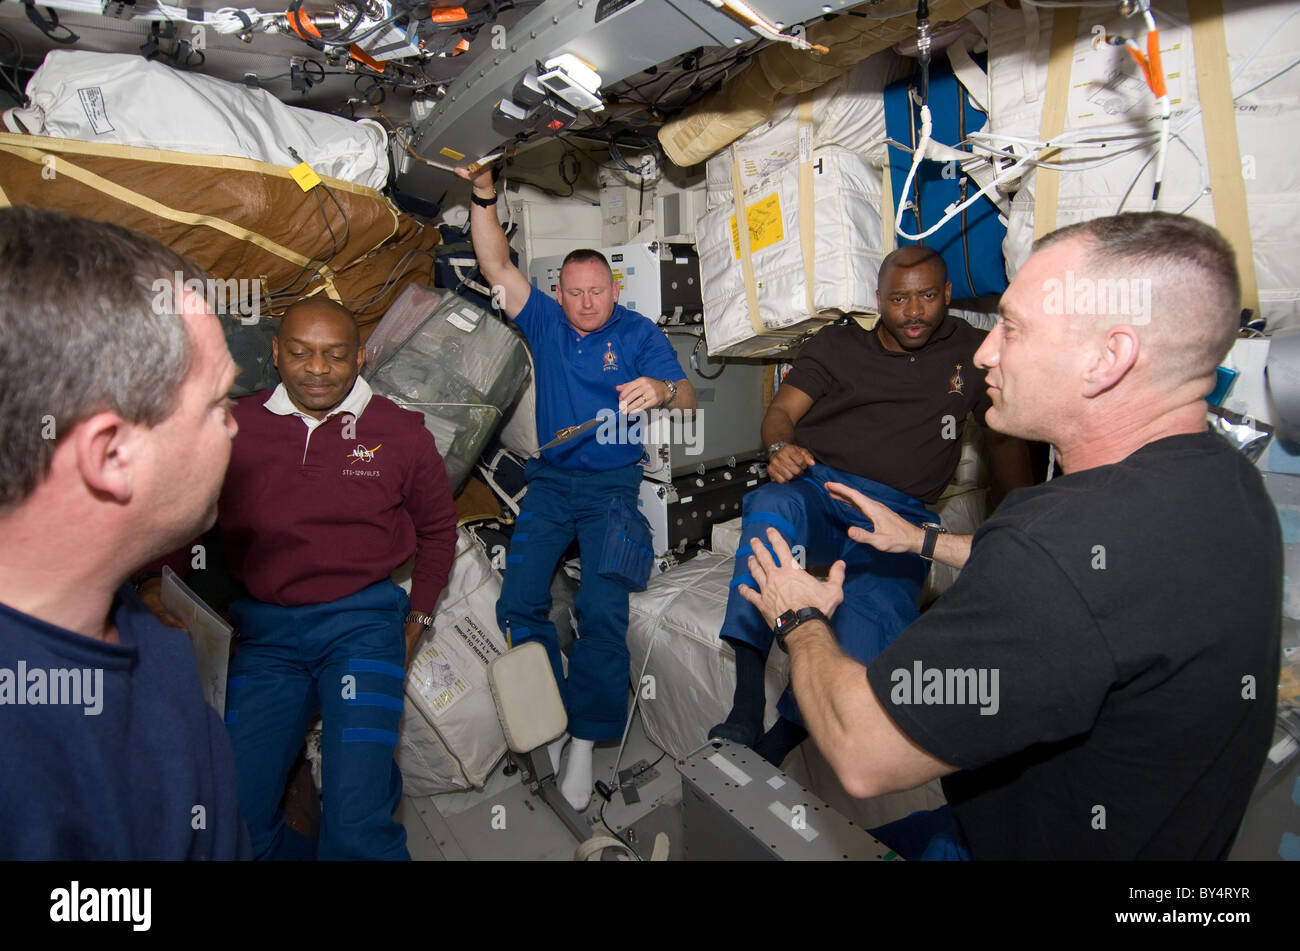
728,145,779,338
0,183,9,208
797,93,820,321
1189,0,1260,316
1033,6,1078,240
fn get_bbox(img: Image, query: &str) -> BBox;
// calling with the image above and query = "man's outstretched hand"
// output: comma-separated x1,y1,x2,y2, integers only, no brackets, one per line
736,527,845,629
825,481,924,555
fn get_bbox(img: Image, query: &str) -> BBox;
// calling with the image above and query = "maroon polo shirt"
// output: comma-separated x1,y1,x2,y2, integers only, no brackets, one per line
217,382,457,613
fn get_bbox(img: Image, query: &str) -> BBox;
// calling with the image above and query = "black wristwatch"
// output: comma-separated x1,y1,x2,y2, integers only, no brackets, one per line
470,191,498,207
920,522,947,561
773,606,830,653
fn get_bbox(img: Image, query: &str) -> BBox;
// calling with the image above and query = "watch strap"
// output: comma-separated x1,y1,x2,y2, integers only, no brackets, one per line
470,191,498,207
406,611,436,628
773,606,830,653
920,523,946,561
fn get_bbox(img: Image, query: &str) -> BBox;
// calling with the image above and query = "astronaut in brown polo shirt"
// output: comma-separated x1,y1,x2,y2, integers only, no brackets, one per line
710,246,1032,766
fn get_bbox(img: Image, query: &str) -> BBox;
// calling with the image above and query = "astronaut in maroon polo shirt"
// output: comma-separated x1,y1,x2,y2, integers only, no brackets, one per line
214,299,457,860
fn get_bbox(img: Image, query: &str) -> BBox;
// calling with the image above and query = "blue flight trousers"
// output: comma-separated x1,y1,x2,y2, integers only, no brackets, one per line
721,463,932,724
224,579,410,861
495,459,642,742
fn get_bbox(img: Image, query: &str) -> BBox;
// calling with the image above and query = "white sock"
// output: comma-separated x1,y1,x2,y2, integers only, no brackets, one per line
559,738,594,811
546,733,570,775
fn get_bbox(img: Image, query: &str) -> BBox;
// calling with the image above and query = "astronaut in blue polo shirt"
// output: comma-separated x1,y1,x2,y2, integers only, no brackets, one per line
459,164,696,809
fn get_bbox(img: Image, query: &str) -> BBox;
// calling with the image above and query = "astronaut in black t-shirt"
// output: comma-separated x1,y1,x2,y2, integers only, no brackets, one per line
733,213,1280,860
711,246,1031,766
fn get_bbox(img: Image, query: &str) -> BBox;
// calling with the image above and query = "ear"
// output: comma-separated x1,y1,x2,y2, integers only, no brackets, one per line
1080,325,1140,398
610,277,620,305
355,345,365,375
943,281,953,307
271,336,280,370
70,412,138,504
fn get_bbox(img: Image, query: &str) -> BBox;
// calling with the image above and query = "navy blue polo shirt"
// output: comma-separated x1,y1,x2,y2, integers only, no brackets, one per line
515,285,685,471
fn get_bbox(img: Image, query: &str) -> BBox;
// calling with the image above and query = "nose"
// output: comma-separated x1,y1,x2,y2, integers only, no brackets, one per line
904,294,924,319
306,351,331,376
974,322,1001,370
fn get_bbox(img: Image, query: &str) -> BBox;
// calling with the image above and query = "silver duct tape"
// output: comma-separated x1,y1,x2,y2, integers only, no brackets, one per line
1266,330,1300,443
1208,405,1273,463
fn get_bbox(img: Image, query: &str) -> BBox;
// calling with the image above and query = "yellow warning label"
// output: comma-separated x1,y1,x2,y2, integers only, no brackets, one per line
439,146,466,161
290,161,322,192
729,193,784,259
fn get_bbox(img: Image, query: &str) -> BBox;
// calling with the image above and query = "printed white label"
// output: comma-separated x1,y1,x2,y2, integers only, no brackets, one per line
76,87,115,135
446,310,479,333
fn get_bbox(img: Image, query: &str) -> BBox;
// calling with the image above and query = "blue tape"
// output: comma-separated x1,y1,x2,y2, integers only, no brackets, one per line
342,727,400,747
347,659,405,680
1280,831,1300,861
348,692,405,712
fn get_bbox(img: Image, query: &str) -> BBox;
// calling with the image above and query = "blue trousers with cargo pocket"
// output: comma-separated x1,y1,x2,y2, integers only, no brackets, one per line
721,463,932,725
224,579,410,861
495,459,643,742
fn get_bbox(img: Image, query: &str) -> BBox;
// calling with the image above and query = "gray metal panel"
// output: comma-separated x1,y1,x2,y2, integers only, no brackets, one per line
404,0,867,179
678,740,901,860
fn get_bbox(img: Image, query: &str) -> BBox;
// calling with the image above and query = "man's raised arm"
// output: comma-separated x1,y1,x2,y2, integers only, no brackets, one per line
454,164,533,319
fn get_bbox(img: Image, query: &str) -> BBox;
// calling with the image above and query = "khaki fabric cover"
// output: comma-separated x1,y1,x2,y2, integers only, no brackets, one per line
0,133,439,338
658,0,992,168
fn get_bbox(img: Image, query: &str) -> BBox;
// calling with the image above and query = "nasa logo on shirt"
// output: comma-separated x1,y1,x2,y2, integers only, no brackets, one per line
948,364,965,396
344,443,382,477
602,342,619,372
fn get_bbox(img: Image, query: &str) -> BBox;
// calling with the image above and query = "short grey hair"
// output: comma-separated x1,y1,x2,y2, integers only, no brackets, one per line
0,207,204,508
1034,212,1241,383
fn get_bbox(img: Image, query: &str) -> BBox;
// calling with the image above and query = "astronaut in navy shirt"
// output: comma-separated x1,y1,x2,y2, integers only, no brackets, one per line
459,163,696,809
0,208,249,859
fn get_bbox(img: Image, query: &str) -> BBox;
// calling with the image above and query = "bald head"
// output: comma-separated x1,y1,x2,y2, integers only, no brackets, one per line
879,245,947,288
1033,213,1240,389
273,297,364,419
280,298,360,350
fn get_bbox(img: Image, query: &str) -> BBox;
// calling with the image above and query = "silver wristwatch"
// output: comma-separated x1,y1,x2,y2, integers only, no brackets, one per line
767,441,788,458
660,378,678,405
406,611,435,629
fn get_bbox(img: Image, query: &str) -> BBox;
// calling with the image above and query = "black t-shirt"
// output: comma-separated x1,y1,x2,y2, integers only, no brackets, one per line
866,432,1281,859
784,316,992,503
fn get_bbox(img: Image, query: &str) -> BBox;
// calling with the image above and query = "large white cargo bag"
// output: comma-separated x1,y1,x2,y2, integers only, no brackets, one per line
397,530,510,795
4,50,389,190
625,550,790,759
697,146,885,358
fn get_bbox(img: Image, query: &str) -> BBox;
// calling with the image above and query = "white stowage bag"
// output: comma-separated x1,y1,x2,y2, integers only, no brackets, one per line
3,50,389,190
397,530,511,796
702,48,899,210
694,50,898,358
625,550,790,759
697,146,885,357
984,0,1300,329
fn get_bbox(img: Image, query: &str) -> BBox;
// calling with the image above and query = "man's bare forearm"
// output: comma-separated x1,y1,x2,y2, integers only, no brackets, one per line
761,407,797,447
468,199,513,286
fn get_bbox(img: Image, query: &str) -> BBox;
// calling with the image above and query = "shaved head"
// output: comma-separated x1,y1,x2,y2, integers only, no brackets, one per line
879,245,947,288
1033,213,1240,389
280,297,360,349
